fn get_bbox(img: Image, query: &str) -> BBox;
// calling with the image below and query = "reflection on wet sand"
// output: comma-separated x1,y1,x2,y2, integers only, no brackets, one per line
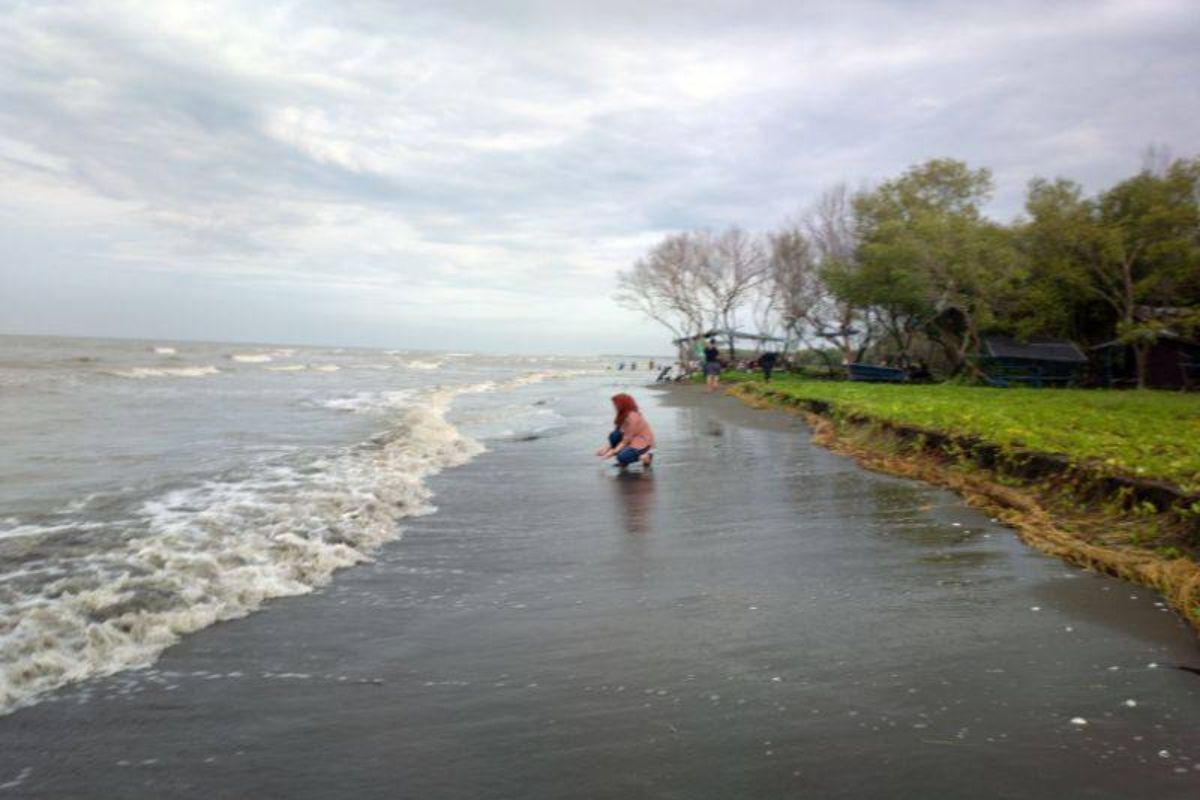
611,469,656,535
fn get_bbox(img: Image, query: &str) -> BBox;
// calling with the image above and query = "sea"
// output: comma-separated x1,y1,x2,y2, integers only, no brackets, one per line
0,335,624,715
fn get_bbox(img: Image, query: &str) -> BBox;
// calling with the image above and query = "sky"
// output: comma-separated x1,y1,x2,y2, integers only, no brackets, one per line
1,0,1197,354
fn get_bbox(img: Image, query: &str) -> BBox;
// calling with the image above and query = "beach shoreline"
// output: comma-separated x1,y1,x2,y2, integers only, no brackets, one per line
725,380,1200,632
2,379,1198,798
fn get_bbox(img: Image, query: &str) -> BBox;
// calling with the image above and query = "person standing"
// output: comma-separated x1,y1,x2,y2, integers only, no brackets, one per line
703,338,722,392
759,350,778,382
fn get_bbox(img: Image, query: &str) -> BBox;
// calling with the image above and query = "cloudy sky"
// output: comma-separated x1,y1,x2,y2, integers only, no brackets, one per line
1,0,1197,354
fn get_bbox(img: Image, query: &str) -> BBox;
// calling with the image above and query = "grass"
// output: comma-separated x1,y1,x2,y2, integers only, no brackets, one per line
724,372,1200,493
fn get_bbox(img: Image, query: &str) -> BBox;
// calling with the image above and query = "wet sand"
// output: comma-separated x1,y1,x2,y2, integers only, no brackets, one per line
2,382,1198,798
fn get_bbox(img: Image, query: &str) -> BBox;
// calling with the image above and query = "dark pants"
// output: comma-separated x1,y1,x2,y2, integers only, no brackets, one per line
609,429,649,466
762,364,774,382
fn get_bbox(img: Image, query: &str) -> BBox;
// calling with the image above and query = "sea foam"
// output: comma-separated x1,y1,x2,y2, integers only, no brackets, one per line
402,359,444,370
320,369,588,416
109,366,221,379
322,389,419,414
229,353,272,363
0,383,485,715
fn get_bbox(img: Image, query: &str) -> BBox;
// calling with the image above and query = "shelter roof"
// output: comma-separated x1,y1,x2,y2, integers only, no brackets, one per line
672,329,786,345
1091,333,1200,350
983,336,1087,363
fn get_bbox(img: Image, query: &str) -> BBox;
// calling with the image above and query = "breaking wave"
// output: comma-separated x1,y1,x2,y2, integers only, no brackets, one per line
322,389,418,414
322,369,595,416
0,383,486,715
229,353,272,363
402,359,444,370
109,366,221,379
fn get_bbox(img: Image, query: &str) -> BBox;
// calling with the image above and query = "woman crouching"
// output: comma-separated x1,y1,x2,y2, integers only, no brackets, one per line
596,393,654,468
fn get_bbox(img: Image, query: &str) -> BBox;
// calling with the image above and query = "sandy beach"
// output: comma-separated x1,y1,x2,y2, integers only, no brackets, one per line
2,382,1198,799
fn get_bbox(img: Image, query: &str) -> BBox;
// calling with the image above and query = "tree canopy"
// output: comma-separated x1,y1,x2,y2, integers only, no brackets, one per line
617,155,1200,387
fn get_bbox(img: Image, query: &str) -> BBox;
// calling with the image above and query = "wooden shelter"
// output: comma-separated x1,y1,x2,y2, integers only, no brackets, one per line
979,336,1088,387
672,329,786,363
1092,335,1200,389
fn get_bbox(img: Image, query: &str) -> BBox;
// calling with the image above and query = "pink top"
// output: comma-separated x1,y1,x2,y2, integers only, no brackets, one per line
621,411,655,450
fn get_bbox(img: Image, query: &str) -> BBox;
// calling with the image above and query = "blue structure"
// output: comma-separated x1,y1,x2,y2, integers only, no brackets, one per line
846,363,909,383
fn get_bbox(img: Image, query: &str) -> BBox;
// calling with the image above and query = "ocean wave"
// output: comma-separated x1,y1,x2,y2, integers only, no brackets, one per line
0,520,111,541
151,347,177,355
402,359,444,370
507,368,597,387
322,389,418,413
319,370,579,418
108,366,221,379
0,383,487,715
454,404,569,442
240,361,327,373
229,353,272,363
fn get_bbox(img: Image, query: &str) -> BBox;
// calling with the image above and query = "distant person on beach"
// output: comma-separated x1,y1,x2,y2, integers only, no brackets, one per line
596,393,654,468
759,350,778,382
703,339,722,392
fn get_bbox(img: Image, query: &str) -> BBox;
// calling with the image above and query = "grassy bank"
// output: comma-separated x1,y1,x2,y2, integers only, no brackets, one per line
722,373,1200,493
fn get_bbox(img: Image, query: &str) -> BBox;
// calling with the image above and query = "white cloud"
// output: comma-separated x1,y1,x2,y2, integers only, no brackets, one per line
0,0,1197,352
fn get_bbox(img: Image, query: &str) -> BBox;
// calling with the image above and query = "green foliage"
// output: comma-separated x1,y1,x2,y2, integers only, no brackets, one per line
1013,178,1100,339
1134,500,1159,517
831,159,1026,371
809,155,1199,380
746,377,1200,492
1011,158,1200,385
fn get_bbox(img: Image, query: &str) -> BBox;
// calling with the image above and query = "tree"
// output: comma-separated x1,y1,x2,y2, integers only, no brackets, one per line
767,185,873,369
615,232,709,362
1020,159,1200,387
803,184,871,364
748,273,785,353
1012,177,1100,342
767,226,818,341
846,159,1022,373
698,227,769,359
1094,159,1200,387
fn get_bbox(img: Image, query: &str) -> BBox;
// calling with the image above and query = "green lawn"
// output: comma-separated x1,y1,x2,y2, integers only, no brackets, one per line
733,374,1200,492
